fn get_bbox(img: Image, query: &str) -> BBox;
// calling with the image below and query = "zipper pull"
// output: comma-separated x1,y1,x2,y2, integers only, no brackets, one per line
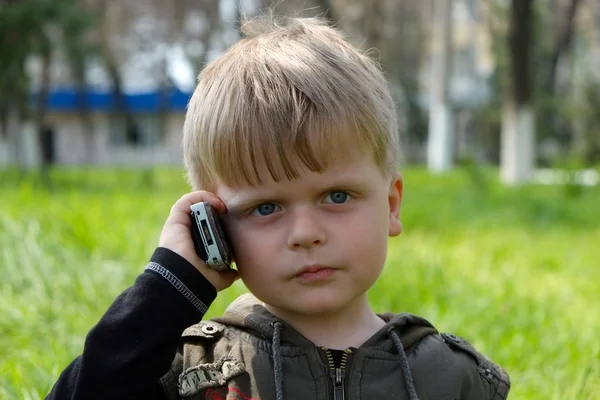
330,367,345,400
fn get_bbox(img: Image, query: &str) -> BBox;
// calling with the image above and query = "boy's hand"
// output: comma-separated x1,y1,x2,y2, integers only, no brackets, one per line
158,192,239,292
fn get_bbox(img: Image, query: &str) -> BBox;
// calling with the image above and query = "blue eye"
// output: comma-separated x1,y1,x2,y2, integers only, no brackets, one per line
251,203,278,216
325,191,349,204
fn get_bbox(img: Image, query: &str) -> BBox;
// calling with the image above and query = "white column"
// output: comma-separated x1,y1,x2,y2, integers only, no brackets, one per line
427,0,454,172
501,103,535,184
427,104,454,171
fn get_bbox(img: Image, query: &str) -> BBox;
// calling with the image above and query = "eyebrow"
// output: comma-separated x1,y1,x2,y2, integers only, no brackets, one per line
224,176,371,211
224,194,276,213
226,195,273,211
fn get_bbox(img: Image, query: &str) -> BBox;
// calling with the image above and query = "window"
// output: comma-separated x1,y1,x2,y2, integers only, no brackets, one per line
108,114,163,147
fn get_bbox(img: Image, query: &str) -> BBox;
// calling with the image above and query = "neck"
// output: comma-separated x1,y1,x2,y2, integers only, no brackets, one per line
265,294,385,350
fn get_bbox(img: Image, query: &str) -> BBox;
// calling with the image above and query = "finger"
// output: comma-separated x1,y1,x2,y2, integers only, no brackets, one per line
220,269,240,288
171,191,226,216
187,191,226,213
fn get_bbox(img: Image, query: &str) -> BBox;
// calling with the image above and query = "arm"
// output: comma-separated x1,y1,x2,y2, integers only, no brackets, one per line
46,248,216,400
47,192,239,400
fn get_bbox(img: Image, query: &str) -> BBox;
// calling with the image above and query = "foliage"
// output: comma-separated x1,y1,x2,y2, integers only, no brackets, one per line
0,0,95,113
0,167,599,399
475,0,599,167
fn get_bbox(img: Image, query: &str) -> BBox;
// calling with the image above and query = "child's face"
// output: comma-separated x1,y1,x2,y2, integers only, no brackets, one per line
216,154,403,317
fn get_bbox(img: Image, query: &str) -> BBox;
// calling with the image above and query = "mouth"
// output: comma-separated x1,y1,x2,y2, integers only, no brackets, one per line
294,265,336,282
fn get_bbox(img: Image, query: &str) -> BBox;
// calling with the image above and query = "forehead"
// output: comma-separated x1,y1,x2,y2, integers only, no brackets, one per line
215,153,386,201
214,138,374,187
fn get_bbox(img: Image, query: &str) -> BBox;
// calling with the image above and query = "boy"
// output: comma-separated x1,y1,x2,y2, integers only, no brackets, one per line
48,16,510,400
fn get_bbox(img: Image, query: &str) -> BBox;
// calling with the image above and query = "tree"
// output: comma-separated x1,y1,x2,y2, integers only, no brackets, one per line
0,0,39,167
501,0,535,184
323,0,432,165
62,0,97,164
0,0,94,184
539,0,583,158
95,0,141,148
546,0,582,94
427,0,454,172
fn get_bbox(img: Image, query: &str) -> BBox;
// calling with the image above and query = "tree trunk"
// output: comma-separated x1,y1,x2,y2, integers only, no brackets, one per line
105,57,139,145
35,39,52,187
501,102,535,183
537,0,582,154
99,0,138,147
546,0,582,94
14,58,30,173
427,0,454,172
73,59,97,165
0,105,7,140
501,0,534,184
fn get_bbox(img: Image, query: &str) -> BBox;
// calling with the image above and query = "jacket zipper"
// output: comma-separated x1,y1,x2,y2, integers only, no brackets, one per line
322,347,352,400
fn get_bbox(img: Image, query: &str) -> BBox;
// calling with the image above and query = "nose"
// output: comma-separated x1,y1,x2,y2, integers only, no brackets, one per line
287,206,327,250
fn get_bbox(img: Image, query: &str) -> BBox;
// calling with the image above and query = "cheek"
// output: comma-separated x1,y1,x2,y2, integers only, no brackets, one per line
226,225,252,262
340,204,389,246
226,222,275,270
337,207,390,270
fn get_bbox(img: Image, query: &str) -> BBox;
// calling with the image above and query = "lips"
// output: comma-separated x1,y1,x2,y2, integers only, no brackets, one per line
295,264,331,276
293,264,337,283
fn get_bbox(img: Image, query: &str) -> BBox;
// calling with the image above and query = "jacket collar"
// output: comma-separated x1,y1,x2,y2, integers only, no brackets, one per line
212,293,437,350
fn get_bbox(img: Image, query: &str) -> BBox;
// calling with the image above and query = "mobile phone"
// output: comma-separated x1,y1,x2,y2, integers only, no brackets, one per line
189,202,233,271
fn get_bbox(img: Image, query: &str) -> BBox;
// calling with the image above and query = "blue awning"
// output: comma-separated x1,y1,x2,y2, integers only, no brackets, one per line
32,88,193,113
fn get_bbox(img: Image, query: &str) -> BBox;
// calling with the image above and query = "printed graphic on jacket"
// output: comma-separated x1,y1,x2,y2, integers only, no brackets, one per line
179,356,246,397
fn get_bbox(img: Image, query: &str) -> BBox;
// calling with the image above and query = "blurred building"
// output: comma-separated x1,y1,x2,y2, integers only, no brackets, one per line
0,0,490,168
0,89,191,166
5,0,593,168
0,0,328,167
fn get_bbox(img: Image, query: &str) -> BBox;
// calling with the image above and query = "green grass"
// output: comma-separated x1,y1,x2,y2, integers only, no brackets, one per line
1,167,599,399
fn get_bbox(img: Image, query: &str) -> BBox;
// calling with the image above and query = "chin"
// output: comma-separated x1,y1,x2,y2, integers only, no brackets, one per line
260,292,343,317
289,292,351,317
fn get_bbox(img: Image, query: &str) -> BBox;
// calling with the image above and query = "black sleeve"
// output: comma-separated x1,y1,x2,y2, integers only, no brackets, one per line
46,247,217,400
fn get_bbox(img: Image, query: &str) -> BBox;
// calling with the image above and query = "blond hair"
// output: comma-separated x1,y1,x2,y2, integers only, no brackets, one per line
183,15,398,190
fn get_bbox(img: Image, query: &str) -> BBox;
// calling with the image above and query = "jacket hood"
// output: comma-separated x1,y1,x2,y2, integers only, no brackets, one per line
211,293,437,351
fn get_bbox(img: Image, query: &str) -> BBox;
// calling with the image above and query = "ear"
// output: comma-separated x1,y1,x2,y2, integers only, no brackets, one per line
388,172,403,237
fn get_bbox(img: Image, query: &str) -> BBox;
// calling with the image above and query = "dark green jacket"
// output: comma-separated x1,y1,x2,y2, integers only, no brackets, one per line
160,294,510,400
